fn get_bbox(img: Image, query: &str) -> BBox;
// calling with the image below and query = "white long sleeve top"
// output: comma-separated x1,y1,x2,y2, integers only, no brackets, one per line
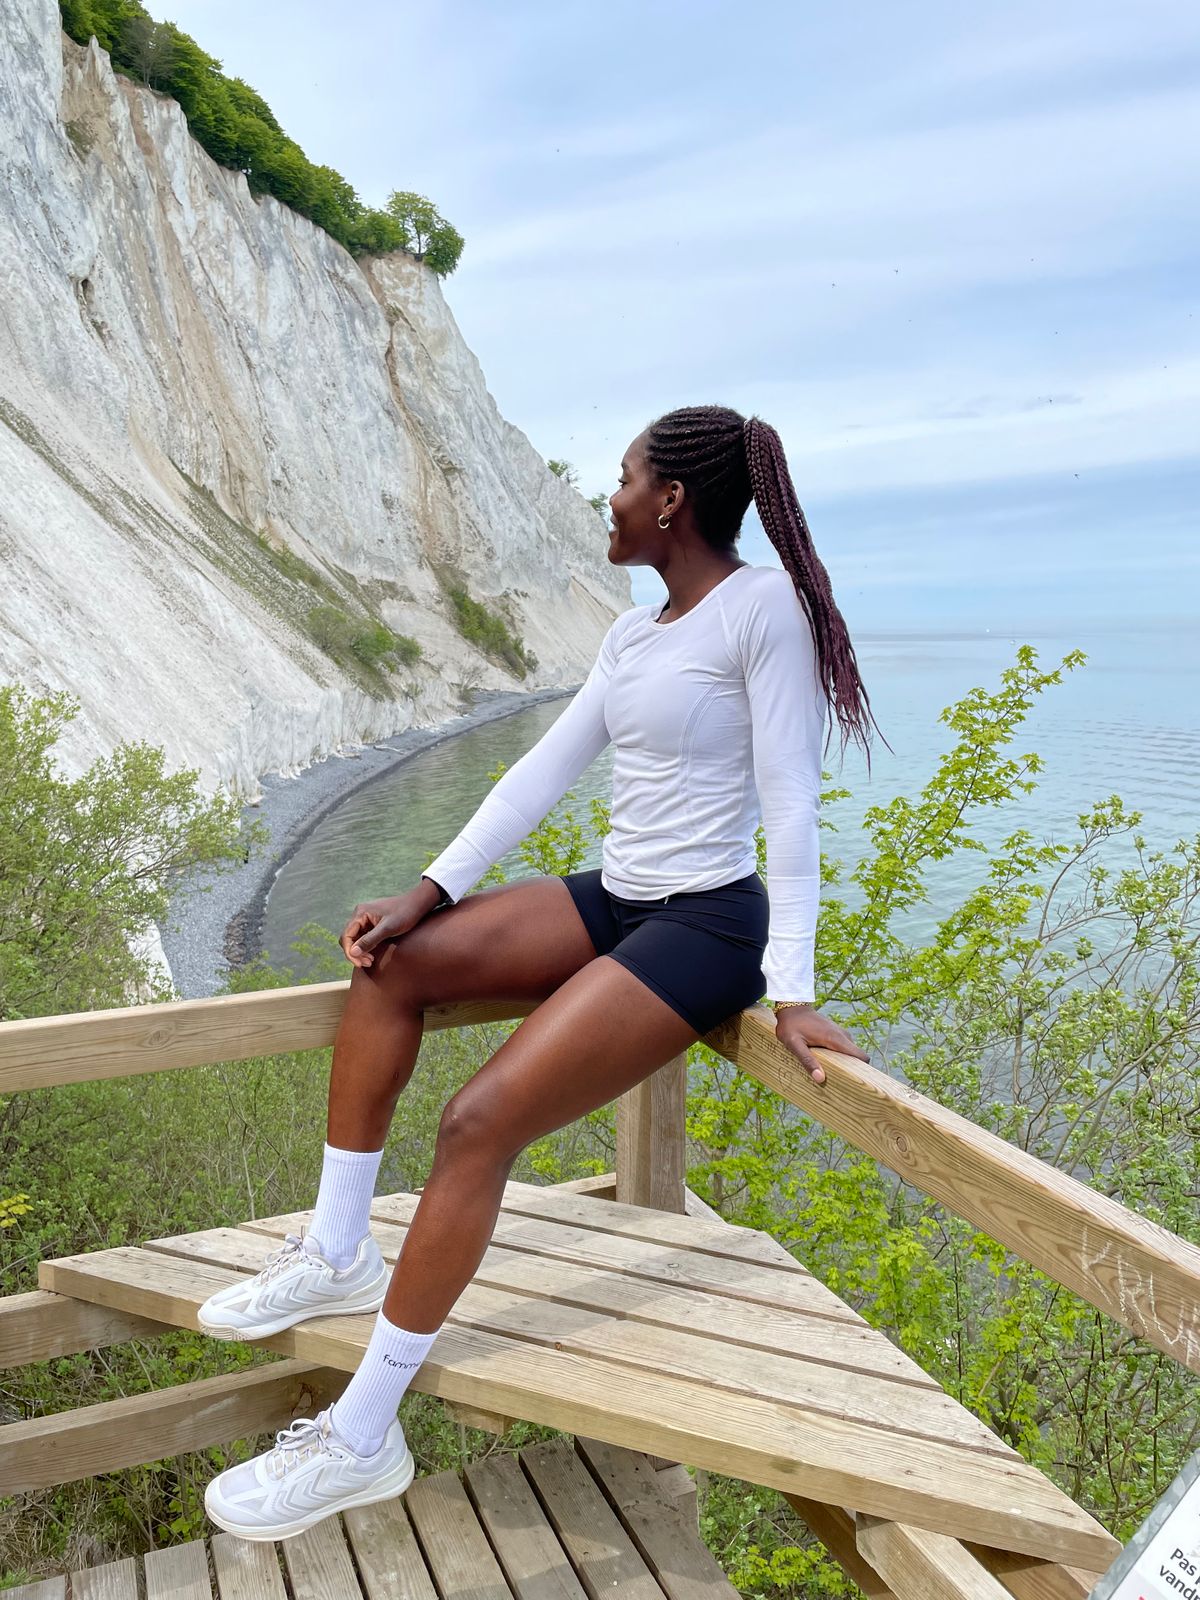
422,563,827,1001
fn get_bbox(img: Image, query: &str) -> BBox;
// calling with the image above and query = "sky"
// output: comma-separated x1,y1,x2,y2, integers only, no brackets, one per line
158,0,1198,631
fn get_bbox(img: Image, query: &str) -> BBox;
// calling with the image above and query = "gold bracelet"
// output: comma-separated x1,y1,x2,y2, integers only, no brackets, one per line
771,1000,811,1011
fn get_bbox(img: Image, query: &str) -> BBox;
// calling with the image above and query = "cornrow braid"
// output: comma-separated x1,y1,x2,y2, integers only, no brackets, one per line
642,404,880,759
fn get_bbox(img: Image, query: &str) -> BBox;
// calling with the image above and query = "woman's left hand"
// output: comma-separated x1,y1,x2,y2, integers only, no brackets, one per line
772,1004,868,1087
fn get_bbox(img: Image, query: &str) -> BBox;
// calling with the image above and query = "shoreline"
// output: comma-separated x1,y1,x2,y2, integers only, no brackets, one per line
159,685,576,999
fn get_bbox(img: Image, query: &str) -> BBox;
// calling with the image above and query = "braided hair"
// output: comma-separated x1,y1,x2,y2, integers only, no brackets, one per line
642,403,880,758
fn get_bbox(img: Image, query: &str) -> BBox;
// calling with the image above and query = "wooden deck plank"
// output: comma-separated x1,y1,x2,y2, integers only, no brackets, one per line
142,1223,1003,1457
519,1439,664,1600
404,1470,514,1600
279,1194,867,1324
71,1558,139,1599
571,1436,737,1600
210,1535,289,1600
38,1247,1119,1566
342,1499,440,1600
157,1216,924,1385
144,1540,213,1599
463,1452,590,1600
280,1516,362,1600
4,1580,66,1600
495,1180,811,1273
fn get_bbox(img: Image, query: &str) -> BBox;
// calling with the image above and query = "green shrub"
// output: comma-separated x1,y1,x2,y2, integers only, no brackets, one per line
446,584,534,679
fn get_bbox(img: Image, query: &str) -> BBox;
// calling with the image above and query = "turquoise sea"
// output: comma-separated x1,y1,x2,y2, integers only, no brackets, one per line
260,624,1200,976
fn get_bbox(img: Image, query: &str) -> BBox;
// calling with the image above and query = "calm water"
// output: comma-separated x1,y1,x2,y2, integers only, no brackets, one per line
261,625,1200,977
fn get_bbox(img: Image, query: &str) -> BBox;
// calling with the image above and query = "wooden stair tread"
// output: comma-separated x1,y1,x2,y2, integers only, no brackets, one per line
36,1185,1117,1568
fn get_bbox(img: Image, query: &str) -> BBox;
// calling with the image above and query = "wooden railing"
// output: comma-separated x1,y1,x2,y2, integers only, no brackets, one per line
3,982,1198,1373
2,981,1199,1509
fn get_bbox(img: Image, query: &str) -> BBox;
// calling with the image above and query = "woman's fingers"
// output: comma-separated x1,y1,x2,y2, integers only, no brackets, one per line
344,913,379,966
790,1037,826,1086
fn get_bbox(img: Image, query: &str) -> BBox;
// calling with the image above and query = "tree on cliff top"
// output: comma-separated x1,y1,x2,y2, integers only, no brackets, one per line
57,0,464,273
384,192,465,276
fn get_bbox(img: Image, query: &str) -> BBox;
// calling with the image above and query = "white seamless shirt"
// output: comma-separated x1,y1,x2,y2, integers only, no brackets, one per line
422,563,827,1002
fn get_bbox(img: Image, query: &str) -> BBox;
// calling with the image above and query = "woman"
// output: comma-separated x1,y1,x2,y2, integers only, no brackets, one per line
200,404,875,1540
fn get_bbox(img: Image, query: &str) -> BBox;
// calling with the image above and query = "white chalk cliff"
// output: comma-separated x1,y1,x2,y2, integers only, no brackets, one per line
0,0,630,817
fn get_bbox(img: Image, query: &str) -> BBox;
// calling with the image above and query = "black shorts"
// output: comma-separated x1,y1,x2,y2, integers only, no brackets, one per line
559,867,770,1036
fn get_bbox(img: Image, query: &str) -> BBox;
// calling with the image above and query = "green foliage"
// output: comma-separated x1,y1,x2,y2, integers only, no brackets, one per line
0,683,266,1022
445,584,537,679
546,459,580,486
3,644,1198,1588
383,191,465,275
304,604,422,672
0,1194,32,1228
56,0,462,270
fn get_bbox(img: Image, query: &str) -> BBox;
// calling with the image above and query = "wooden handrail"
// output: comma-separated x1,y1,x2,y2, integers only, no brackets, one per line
3,986,1199,1373
0,985,537,1093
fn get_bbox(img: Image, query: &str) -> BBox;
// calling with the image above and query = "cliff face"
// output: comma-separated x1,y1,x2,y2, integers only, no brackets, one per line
0,0,629,802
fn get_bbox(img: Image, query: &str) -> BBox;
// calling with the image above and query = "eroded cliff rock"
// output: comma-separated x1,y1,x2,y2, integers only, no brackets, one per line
0,0,629,807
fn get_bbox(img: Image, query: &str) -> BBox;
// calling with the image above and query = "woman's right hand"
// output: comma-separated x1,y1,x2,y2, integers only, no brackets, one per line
340,889,431,969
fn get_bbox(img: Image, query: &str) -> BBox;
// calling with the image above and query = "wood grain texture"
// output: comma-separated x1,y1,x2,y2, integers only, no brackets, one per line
571,1436,736,1600
38,1238,1119,1565
404,1470,513,1600
856,1515,1018,1600
463,1451,590,1600
0,985,532,1093
712,1011,1200,1375
342,1499,440,1600
208,1220,988,1449
4,1580,67,1600
210,1535,289,1600
498,1178,811,1272
520,1439,664,1600
280,1516,361,1600
0,1290,166,1368
71,1559,139,1600
782,1499,895,1599
0,1357,339,1493
167,1214,908,1389
616,1053,687,1213
144,1540,213,1600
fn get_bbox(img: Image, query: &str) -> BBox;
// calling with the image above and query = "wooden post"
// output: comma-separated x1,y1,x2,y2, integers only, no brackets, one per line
615,1052,687,1213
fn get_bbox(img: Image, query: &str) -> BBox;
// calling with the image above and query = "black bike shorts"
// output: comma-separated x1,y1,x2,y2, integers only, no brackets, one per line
559,866,769,1036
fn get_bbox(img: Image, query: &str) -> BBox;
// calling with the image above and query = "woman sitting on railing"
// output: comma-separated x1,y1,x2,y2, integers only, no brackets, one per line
198,404,876,1541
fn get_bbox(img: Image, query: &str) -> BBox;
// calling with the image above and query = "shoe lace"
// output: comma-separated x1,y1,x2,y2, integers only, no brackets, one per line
266,1413,339,1479
256,1232,314,1285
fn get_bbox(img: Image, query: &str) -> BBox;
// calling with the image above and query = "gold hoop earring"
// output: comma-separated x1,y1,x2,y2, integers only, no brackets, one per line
657,514,672,529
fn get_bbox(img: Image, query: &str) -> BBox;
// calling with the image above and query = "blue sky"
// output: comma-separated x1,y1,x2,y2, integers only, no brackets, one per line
159,0,1198,630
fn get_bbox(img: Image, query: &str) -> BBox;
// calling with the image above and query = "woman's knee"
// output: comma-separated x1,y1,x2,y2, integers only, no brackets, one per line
435,1088,522,1167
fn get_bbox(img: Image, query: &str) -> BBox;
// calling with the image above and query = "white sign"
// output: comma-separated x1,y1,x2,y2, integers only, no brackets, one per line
1091,1452,1200,1600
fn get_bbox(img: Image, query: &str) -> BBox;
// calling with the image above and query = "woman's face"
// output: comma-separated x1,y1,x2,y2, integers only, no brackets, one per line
607,436,664,563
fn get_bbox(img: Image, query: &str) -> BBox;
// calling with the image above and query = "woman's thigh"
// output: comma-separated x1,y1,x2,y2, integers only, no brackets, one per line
365,874,600,1009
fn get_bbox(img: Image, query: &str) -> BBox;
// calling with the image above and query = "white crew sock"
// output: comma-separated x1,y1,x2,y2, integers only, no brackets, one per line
330,1310,439,1455
309,1143,384,1268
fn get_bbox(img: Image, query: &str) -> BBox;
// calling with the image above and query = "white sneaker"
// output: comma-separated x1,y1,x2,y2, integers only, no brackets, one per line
204,1408,415,1540
197,1231,388,1341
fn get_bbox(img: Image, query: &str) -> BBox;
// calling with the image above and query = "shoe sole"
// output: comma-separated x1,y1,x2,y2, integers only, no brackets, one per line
197,1283,387,1342
204,1447,416,1541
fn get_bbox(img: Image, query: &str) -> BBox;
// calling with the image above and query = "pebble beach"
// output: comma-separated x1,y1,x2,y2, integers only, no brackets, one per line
158,685,575,1000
